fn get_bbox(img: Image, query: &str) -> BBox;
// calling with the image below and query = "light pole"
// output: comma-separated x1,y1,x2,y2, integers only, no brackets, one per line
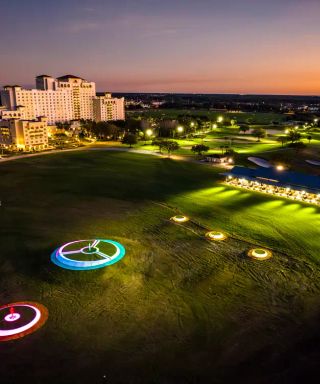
177,126,184,138
217,116,224,124
145,129,153,144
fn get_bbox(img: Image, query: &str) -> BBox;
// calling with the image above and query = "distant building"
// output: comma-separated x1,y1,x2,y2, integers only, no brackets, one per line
151,100,165,108
206,154,233,163
93,93,125,122
1,74,125,124
0,116,49,151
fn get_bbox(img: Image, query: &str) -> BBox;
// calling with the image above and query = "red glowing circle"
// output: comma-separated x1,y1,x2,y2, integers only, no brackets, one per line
0,302,48,342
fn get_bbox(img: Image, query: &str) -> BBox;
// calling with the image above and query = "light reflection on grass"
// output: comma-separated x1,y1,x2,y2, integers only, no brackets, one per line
171,179,320,261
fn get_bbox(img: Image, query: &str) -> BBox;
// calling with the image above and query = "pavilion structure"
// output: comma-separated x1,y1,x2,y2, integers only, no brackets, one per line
224,166,320,205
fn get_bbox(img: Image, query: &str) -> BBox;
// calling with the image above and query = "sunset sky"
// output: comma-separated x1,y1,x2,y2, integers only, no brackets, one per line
1,0,320,94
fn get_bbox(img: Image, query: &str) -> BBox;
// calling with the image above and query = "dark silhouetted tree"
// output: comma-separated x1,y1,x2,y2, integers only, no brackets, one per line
122,133,137,148
191,144,210,156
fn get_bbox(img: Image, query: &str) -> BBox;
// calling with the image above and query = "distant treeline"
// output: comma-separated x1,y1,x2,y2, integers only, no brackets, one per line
115,93,320,113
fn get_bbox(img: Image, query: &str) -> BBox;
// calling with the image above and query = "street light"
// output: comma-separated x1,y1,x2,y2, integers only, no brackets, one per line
145,129,153,144
217,116,224,123
172,126,184,138
212,123,217,129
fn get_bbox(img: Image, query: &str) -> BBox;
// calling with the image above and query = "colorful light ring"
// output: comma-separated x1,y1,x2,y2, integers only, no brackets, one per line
206,231,227,241
171,215,189,223
51,239,126,270
0,302,48,342
248,248,272,260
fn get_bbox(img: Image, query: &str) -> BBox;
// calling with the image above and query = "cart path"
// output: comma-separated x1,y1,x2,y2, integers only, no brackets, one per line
0,146,231,168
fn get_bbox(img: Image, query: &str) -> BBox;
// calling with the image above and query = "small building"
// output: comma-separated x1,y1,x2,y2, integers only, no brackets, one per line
0,116,49,151
224,166,320,205
206,154,232,163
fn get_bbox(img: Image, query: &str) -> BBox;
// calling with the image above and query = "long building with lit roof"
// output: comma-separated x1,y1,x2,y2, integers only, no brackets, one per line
224,166,320,205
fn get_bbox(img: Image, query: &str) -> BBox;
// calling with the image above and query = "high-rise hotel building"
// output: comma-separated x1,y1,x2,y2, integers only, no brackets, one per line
0,75,124,124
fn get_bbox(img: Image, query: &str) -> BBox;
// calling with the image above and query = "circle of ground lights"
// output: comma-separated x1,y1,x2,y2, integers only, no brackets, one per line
171,215,189,223
206,231,227,241
51,239,126,270
248,248,272,260
0,302,48,342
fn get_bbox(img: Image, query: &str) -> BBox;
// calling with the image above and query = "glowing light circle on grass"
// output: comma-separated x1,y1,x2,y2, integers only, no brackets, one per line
0,302,48,342
248,248,272,260
171,215,189,223
51,239,126,270
206,231,227,241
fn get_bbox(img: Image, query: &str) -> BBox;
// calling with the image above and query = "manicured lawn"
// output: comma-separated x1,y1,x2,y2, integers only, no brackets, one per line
127,109,286,124
0,150,320,383
113,135,283,156
171,184,320,260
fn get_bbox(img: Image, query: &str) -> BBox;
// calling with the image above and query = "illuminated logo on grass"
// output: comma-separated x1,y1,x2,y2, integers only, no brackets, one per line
0,302,48,342
51,239,126,270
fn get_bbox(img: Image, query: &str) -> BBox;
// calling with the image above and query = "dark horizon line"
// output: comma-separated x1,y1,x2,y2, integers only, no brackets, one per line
4,83,320,98
109,91,320,98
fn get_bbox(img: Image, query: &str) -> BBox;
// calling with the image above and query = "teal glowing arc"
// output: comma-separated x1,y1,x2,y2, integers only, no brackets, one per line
51,239,126,270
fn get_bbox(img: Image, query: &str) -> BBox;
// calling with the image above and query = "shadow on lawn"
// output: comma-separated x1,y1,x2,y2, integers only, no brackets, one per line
0,151,220,202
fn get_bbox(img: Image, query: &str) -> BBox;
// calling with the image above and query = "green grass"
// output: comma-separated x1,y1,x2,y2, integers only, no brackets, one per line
106,133,282,157
171,183,320,261
1,150,320,383
127,109,286,124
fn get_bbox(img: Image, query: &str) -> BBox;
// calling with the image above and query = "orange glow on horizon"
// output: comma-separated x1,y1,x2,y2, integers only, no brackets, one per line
96,70,320,95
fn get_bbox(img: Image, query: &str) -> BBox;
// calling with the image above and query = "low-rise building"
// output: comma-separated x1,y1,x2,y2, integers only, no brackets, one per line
206,154,233,163
0,116,49,151
224,166,320,205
